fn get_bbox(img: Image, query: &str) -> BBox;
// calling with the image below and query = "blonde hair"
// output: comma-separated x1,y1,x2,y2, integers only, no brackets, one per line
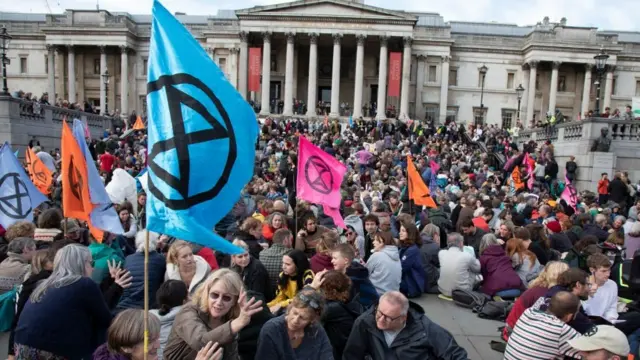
5,221,36,242
231,239,249,252
528,261,569,289
31,249,51,275
167,240,192,265
107,309,160,354
193,269,244,320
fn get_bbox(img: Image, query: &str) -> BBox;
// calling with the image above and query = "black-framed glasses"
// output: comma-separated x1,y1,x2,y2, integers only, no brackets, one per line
375,307,404,322
298,293,320,310
209,292,235,303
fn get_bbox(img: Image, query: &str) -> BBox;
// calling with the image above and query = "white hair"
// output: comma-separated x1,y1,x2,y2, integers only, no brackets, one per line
135,230,160,252
31,244,90,303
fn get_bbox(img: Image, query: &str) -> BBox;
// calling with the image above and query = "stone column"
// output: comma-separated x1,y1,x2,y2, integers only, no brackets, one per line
414,55,425,121
259,32,272,116
353,34,366,119
208,47,216,60
283,32,295,116
229,48,239,89
67,45,76,104
120,46,129,116
526,61,538,125
306,33,318,117
604,66,614,110
55,47,65,102
238,31,248,100
375,36,388,121
548,61,561,114
581,64,593,117
47,45,55,102
520,64,530,121
399,37,412,120
100,46,107,115
439,56,450,124
329,33,342,118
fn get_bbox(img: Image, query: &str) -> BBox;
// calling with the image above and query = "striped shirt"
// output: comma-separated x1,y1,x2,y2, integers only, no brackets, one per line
504,308,581,360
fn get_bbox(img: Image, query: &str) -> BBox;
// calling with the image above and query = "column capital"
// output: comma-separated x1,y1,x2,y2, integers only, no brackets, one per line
403,36,413,48
285,32,296,44
207,47,215,54
379,35,388,47
309,33,318,44
441,55,450,63
551,61,562,70
528,60,539,69
332,33,343,45
356,34,366,46
229,48,240,54
119,45,129,54
239,31,248,42
66,44,75,52
585,63,594,72
99,45,107,54
46,44,56,52
522,63,530,71
262,31,272,43
416,54,426,61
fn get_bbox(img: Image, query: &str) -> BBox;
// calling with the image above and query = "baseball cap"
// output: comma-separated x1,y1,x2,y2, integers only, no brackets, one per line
567,325,629,356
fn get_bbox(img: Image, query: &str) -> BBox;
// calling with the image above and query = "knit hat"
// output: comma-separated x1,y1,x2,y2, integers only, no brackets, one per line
545,220,561,233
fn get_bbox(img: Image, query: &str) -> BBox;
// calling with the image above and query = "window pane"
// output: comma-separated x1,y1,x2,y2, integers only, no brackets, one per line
143,59,148,76
94,59,100,75
20,57,27,74
270,53,277,72
446,106,458,123
612,78,617,95
219,58,227,74
557,76,566,92
424,104,439,122
428,65,437,82
44,55,48,74
449,70,457,86
507,73,514,89
501,109,515,129
473,108,487,126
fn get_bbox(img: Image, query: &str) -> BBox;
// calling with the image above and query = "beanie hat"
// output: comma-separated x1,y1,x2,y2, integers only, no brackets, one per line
546,220,562,233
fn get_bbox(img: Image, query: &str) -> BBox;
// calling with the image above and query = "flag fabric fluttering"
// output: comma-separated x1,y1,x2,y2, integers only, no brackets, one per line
348,115,353,128
511,166,524,191
429,160,440,195
145,0,258,255
523,153,535,190
406,156,436,208
25,146,53,195
0,143,47,229
561,174,578,210
133,116,145,130
296,136,347,228
61,121,93,221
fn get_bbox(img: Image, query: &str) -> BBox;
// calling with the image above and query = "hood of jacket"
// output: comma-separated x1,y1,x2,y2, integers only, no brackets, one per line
311,252,333,268
344,214,364,238
481,244,506,257
379,245,400,261
89,242,118,259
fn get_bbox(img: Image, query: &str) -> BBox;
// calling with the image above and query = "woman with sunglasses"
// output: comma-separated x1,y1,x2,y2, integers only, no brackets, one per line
163,268,263,360
256,289,333,360
268,249,315,314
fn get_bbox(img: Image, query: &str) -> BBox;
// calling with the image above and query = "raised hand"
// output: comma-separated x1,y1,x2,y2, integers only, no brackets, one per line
230,291,264,333
107,259,122,280
195,341,223,360
114,268,133,289
310,269,327,290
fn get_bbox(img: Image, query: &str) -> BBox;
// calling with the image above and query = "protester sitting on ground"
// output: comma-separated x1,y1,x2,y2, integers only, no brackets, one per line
310,232,337,273
365,231,402,296
0,237,35,295
503,261,569,340
504,291,582,359
438,232,481,297
563,235,600,271
4,220,36,247
330,243,378,308
117,201,138,243
362,214,380,262
150,280,189,360
317,271,363,359
267,249,314,313
262,212,287,245
259,228,293,291
545,220,573,253
230,239,273,302
117,231,166,311
583,253,617,321
460,218,486,257
165,240,211,294
625,221,640,259
479,234,524,298
516,226,550,265
568,325,630,360
343,291,469,359
398,220,425,298
89,231,125,283
419,223,441,294
234,217,266,259
256,288,333,359
295,213,331,256
163,269,263,360
93,308,162,360
33,208,63,245
505,237,542,286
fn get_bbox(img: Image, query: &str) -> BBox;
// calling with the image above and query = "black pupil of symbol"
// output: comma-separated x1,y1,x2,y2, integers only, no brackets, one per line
28,155,47,183
304,155,333,195
146,73,236,211
68,155,83,201
0,173,32,220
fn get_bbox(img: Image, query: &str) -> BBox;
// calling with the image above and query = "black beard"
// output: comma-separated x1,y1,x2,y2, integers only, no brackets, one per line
578,295,589,301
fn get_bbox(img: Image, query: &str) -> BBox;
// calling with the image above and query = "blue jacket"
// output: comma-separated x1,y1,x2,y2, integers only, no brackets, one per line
399,245,425,298
117,251,166,310
346,261,379,308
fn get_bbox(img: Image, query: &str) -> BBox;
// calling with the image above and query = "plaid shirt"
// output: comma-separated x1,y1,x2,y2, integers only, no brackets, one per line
259,244,289,289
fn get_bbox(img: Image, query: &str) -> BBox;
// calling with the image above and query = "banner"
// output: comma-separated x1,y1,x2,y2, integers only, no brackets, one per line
407,156,436,208
388,52,402,97
561,174,578,210
523,153,535,190
249,47,262,92
296,136,346,208
61,121,93,221
133,116,145,130
25,146,53,195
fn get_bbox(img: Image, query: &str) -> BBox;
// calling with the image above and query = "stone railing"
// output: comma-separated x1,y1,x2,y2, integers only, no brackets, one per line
516,118,640,146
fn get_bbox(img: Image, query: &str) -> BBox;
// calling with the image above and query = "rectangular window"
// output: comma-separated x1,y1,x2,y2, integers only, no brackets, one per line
501,109,516,129
20,57,27,74
446,106,458,123
535,73,540,91
557,75,567,92
612,77,617,95
219,58,227,74
428,65,437,82
473,107,487,126
142,59,148,76
449,69,458,86
94,59,100,75
636,81,640,97
424,104,439,122
506,72,515,89
44,55,48,74
270,53,277,72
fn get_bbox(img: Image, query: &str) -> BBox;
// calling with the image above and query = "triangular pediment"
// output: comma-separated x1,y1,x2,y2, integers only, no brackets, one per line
236,0,416,22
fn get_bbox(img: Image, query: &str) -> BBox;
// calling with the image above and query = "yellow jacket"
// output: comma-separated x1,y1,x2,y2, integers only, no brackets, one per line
267,269,314,308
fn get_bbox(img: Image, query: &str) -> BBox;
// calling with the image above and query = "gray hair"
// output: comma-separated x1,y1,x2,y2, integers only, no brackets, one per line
479,233,500,255
135,230,159,252
30,244,91,303
379,291,409,315
421,224,440,239
595,214,607,225
447,233,464,248
614,215,626,223
7,237,35,254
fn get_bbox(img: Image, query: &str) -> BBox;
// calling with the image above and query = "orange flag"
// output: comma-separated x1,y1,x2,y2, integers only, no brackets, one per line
132,115,145,130
25,147,53,195
407,156,436,208
511,166,524,191
61,121,93,221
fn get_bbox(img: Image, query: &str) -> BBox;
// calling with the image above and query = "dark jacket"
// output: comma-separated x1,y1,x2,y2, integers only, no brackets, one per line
233,230,264,259
609,178,629,205
539,285,594,334
238,291,274,360
548,233,573,253
479,245,524,296
463,227,487,257
311,252,334,274
342,305,468,360
322,299,363,359
256,315,334,360
399,245,425,298
565,161,578,182
117,251,166,310
346,262,379,308
231,257,274,302
582,224,609,243
419,235,440,293
545,160,559,180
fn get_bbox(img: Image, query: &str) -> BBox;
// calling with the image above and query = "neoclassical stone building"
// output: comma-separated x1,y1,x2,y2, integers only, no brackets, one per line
2,0,640,127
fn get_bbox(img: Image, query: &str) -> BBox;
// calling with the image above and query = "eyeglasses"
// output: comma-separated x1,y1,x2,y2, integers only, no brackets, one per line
376,308,404,322
209,292,235,303
298,293,321,310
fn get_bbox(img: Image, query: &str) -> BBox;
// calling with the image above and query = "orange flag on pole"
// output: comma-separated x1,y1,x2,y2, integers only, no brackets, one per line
61,121,94,221
407,156,437,208
511,166,525,191
25,146,53,195
132,115,145,130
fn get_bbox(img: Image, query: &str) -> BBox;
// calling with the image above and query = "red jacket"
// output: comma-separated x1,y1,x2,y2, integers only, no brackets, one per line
503,285,548,340
196,247,219,271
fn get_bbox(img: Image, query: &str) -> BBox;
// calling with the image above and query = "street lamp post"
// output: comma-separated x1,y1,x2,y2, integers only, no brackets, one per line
0,26,12,96
478,64,488,126
594,48,609,116
516,83,525,122
102,69,110,115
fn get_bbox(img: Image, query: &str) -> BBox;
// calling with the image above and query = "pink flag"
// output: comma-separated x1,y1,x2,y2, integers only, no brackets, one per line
429,160,440,174
323,205,346,229
523,153,534,190
561,174,578,210
297,136,346,208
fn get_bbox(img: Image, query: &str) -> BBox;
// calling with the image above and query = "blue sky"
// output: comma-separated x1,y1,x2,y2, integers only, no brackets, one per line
2,0,638,32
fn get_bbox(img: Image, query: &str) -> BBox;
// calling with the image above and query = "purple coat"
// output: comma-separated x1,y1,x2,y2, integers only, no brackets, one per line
92,344,128,360
479,245,523,296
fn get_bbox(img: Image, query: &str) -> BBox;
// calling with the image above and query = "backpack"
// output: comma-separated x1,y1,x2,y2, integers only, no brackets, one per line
451,289,491,310
0,286,18,332
476,300,513,321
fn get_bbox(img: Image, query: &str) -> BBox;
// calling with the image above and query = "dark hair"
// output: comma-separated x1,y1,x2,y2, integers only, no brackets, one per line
280,249,311,291
37,208,63,229
320,270,351,303
557,268,588,291
374,231,395,246
399,220,421,246
363,214,379,226
548,291,580,319
587,253,612,270
513,227,531,240
156,280,188,316
460,218,474,229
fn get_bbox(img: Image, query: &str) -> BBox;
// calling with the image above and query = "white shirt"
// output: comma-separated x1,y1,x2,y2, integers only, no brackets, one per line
583,279,618,321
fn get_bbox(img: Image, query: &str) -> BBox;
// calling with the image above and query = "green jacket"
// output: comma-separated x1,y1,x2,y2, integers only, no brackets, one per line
89,241,125,283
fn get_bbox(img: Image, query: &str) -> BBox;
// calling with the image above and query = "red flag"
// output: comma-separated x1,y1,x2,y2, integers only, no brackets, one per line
248,47,262,92
388,52,402,97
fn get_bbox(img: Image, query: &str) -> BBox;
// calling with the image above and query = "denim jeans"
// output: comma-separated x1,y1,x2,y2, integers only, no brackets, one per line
495,289,522,298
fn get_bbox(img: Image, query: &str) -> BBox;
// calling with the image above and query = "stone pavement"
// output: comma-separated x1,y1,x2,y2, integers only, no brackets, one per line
414,294,504,360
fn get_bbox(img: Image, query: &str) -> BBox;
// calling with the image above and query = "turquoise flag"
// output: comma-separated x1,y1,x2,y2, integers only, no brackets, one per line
145,1,258,254
0,143,47,229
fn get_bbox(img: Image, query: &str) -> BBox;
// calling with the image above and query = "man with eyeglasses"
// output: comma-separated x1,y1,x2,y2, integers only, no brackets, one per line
342,291,468,360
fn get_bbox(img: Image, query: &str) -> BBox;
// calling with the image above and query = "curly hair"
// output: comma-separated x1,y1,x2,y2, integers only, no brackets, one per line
320,270,351,303
5,221,36,242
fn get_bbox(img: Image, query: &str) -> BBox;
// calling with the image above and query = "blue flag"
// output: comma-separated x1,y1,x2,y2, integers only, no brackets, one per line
348,115,353,128
0,143,47,229
72,119,124,236
145,1,258,255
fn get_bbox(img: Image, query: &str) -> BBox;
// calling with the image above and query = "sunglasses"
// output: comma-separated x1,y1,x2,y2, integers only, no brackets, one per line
209,292,235,303
298,293,321,310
